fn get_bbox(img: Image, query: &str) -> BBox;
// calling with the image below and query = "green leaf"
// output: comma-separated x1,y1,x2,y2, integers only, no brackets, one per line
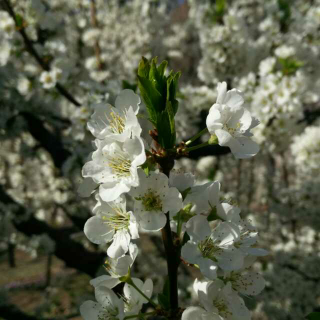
157,110,172,149
157,60,168,77
15,14,24,28
157,101,176,149
306,312,320,320
122,80,137,92
137,75,162,124
278,57,304,75
137,56,150,78
137,57,180,148
278,0,291,32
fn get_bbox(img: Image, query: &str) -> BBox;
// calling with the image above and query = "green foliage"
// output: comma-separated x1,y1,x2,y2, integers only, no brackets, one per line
278,0,291,32
122,80,137,92
15,14,24,28
137,57,180,149
306,312,320,320
207,0,226,24
278,57,303,75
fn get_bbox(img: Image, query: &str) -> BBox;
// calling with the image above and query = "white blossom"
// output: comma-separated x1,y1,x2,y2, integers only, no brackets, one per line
206,82,260,159
182,278,251,320
129,170,183,231
84,194,139,258
80,285,125,320
182,215,244,279
39,67,62,89
82,136,146,202
87,89,141,141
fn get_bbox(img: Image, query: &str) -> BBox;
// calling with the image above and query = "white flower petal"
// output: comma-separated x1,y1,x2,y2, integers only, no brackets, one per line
84,216,114,244
95,285,122,309
115,89,140,114
139,212,166,231
186,215,211,242
198,258,218,280
235,272,265,296
181,241,203,264
77,178,97,197
99,181,130,202
182,306,209,320
90,275,121,289
216,82,227,104
107,230,130,258
80,300,100,320
232,136,260,159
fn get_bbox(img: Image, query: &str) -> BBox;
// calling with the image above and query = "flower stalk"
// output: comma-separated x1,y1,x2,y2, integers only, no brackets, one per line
185,128,208,146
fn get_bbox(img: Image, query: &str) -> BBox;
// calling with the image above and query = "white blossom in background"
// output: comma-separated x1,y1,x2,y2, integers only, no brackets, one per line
0,11,15,39
39,67,62,89
84,194,139,258
291,126,320,177
206,82,260,159
17,78,32,96
129,170,183,231
274,45,296,59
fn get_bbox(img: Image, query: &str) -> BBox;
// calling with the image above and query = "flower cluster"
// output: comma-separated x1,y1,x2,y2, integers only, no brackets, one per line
79,72,266,319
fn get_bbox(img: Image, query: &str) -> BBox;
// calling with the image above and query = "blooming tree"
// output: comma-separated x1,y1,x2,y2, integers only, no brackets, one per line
1,0,320,319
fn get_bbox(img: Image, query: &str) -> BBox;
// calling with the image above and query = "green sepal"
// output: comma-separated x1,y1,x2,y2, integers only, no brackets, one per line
118,267,131,283
141,158,156,177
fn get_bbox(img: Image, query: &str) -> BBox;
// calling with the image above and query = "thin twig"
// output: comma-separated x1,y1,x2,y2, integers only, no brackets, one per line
2,0,81,107
90,0,104,70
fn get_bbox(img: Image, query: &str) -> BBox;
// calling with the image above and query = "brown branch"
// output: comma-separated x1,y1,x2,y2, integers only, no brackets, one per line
0,185,105,277
157,157,180,315
2,0,81,107
90,0,104,70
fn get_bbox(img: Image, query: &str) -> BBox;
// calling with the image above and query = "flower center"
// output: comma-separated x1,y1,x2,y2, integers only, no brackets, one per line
98,305,120,320
108,154,131,177
222,122,240,136
102,207,130,231
108,111,126,134
141,191,162,212
198,237,221,261
213,298,232,318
